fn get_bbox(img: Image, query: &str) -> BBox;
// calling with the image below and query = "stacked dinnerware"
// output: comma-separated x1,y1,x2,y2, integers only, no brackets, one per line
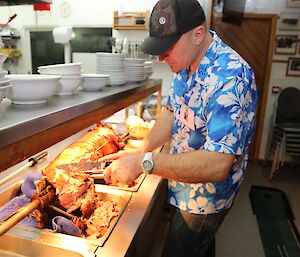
125,58,146,83
144,61,154,79
0,50,11,111
81,74,110,92
38,63,82,96
96,53,126,86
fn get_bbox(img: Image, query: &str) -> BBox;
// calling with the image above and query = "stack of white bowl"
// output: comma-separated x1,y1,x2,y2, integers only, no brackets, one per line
144,61,154,79
38,63,82,96
0,50,11,109
81,74,110,92
125,58,146,83
96,53,126,86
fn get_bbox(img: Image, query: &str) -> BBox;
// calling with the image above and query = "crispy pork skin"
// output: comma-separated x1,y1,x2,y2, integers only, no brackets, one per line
42,124,121,213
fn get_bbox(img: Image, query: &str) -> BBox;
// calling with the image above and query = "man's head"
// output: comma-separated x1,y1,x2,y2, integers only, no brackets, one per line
141,0,206,56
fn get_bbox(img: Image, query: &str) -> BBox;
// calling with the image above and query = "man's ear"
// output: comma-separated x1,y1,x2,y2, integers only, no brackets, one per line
193,25,206,46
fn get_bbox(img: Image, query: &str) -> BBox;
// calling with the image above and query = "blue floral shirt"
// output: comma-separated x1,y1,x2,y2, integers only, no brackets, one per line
167,31,258,214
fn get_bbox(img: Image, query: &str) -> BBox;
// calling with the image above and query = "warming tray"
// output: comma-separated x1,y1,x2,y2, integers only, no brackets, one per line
0,180,132,256
94,173,146,192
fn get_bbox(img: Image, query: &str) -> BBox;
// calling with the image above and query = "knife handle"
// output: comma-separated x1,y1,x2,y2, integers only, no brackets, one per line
28,152,48,167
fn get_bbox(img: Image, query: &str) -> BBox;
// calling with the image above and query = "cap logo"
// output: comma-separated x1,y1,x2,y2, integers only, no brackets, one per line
159,16,166,25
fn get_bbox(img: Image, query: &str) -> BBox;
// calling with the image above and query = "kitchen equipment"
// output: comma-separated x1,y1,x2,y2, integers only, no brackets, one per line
0,181,131,249
0,185,55,236
0,152,48,186
55,161,106,173
5,74,61,105
38,63,82,75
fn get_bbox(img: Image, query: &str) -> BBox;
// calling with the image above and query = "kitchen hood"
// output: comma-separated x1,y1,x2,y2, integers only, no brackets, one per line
0,0,52,5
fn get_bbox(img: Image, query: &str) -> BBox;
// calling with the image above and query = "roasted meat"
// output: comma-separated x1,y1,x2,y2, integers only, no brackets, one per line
42,124,121,214
85,198,120,237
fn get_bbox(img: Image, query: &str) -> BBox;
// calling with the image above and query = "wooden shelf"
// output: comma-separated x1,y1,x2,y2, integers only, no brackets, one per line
113,11,149,30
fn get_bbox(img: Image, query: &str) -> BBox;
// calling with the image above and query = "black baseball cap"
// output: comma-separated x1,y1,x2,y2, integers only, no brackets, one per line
141,0,206,55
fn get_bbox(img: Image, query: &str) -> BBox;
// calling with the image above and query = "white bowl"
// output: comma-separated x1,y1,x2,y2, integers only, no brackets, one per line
0,78,10,87
5,74,61,104
0,53,6,71
56,76,82,96
81,81,108,92
0,70,8,80
82,74,109,79
38,63,82,75
0,84,10,103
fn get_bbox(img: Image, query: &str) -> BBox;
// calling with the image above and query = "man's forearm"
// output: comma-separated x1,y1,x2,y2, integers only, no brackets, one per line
140,108,173,152
152,150,235,183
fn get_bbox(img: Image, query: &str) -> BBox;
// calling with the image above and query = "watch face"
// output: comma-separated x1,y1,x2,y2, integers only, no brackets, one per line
143,159,153,172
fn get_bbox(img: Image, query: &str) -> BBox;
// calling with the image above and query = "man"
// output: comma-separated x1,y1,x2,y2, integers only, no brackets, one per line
100,0,258,256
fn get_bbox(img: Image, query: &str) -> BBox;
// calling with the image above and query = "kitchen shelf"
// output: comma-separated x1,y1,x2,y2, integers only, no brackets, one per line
113,11,149,30
0,79,162,172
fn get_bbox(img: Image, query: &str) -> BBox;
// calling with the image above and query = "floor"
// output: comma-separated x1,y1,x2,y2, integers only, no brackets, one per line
216,162,300,257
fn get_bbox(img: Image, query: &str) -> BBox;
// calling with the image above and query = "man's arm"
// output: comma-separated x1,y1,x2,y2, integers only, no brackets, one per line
152,150,235,183
139,107,173,152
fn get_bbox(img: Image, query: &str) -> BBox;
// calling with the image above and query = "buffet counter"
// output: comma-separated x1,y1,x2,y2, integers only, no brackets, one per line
0,78,168,257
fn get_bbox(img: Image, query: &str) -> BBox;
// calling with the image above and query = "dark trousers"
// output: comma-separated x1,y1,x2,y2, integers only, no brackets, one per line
164,207,229,257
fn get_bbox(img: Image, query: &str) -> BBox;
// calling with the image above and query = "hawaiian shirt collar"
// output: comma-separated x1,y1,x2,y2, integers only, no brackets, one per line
176,30,221,93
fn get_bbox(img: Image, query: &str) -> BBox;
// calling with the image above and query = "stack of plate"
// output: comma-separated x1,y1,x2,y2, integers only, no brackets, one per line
38,63,82,96
125,58,146,83
144,61,154,79
96,53,126,86
81,74,110,92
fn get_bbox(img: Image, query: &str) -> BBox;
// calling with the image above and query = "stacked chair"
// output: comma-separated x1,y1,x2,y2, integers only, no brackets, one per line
265,87,300,179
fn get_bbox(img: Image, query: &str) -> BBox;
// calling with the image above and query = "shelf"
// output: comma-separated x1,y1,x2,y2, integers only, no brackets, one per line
0,79,162,172
113,11,149,30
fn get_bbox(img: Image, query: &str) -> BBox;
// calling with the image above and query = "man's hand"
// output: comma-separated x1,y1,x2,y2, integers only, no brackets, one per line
99,150,144,185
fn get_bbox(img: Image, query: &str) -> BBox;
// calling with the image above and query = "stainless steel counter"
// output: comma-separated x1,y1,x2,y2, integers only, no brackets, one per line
0,79,162,172
0,79,162,148
0,127,167,257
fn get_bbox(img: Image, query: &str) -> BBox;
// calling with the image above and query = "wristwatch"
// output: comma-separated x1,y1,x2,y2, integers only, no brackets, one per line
141,152,154,174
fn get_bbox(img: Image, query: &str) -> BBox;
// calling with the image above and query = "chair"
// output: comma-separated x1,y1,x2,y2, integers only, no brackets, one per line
265,87,300,179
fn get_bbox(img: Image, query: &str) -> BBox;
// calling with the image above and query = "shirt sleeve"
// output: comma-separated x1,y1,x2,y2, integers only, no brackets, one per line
167,79,175,110
203,76,257,156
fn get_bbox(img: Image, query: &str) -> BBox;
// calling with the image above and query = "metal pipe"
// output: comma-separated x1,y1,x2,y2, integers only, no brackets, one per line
0,151,48,186
0,199,40,237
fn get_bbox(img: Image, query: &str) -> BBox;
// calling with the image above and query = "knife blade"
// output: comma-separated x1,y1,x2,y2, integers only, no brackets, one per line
55,161,106,173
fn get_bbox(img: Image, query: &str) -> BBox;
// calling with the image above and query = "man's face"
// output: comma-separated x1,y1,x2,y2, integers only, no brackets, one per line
158,31,195,73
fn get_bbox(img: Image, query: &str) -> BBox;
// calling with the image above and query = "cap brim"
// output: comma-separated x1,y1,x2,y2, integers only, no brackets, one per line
141,35,180,55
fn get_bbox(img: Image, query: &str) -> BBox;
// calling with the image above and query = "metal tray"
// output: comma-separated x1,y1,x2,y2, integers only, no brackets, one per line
0,180,132,255
94,173,146,192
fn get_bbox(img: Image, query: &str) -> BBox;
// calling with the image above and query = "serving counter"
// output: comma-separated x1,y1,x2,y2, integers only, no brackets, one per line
0,78,170,257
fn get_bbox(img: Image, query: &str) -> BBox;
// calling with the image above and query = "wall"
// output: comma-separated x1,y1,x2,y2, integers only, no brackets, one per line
250,0,300,159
